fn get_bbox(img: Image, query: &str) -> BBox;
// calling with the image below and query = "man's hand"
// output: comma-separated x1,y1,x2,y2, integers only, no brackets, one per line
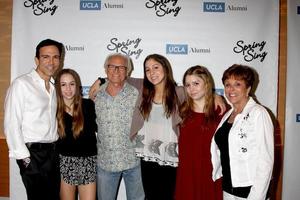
22,157,31,168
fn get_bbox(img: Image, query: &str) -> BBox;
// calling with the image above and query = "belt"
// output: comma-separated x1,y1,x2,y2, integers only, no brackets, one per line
25,142,56,149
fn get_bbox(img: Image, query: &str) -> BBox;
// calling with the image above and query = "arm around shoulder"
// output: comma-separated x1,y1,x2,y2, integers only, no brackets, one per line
127,77,143,91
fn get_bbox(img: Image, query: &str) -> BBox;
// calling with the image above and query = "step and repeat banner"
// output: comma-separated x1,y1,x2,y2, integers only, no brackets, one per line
10,0,279,199
282,1,300,199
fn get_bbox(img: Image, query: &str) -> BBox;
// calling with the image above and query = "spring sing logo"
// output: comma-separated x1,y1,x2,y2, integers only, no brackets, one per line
107,37,143,59
145,0,182,17
23,0,58,16
233,40,268,62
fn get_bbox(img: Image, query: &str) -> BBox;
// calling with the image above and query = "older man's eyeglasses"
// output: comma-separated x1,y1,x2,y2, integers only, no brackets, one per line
107,64,127,72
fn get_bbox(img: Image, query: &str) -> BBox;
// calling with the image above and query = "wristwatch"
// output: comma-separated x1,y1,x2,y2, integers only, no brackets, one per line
22,157,31,168
98,77,106,86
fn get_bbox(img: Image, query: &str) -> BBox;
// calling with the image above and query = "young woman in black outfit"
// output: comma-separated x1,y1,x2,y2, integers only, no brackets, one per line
55,69,97,200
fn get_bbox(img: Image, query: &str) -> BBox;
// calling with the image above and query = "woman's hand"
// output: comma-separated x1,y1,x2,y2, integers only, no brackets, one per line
214,94,227,115
88,79,101,100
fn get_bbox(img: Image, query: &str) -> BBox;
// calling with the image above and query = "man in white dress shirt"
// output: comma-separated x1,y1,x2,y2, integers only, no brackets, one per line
4,39,63,200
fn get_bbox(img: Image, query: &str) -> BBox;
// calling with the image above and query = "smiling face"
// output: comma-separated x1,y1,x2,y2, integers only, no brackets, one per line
35,45,60,81
105,55,127,85
145,58,166,87
224,77,251,109
184,74,207,102
59,73,76,104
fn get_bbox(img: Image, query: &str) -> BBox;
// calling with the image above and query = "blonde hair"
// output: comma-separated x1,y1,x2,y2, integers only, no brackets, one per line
180,65,217,124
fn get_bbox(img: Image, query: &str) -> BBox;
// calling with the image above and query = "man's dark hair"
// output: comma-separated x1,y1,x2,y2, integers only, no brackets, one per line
35,39,63,58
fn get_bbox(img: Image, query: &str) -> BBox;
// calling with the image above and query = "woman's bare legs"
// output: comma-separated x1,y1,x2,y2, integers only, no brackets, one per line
78,182,96,200
60,179,76,200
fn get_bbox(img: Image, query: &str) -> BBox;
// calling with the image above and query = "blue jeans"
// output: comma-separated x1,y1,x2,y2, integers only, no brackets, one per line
97,164,145,200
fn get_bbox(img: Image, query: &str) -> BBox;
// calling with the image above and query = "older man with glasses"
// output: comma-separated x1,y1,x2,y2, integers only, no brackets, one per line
94,53,145,200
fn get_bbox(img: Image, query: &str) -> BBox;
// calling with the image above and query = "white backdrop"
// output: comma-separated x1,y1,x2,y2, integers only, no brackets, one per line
282,1,300,199
10,0,279,199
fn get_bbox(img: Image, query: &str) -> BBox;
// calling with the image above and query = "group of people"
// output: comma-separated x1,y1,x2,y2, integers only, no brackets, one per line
4,38,274,200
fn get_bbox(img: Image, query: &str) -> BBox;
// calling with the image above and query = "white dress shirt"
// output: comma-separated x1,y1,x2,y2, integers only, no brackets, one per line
4,69,58,159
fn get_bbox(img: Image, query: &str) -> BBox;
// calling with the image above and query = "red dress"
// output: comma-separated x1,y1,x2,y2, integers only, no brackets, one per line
175,111,223,200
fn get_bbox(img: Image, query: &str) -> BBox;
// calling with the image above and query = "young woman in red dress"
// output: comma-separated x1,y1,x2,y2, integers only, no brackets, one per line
175,65,223,200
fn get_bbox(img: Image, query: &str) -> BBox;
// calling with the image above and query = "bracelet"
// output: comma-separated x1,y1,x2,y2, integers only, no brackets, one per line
98,77,106,86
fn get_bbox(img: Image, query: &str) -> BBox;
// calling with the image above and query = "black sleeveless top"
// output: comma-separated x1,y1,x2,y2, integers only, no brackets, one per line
214,119,251,198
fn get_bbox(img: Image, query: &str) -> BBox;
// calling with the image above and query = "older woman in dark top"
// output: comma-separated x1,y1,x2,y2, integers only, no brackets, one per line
211,64,274,200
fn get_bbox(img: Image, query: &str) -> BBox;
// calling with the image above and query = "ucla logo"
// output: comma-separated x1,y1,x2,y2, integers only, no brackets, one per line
203,2,225,12
166,44,188,55
81,86,90,97
80,0,101,10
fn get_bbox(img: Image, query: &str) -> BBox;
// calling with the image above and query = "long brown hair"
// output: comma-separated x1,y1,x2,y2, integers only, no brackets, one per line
55,69,84,138
140,54,178,120
180,65,217,124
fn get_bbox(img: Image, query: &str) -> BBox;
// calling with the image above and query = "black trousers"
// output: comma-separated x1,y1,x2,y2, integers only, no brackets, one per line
141,159,177,200
17,143,60,200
